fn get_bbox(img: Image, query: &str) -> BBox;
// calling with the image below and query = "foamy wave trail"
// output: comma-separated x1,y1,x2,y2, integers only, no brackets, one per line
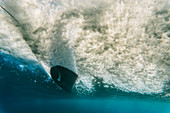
0,0,169,97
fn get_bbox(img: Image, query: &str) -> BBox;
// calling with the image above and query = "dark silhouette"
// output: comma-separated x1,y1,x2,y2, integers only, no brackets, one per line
50,66,78,92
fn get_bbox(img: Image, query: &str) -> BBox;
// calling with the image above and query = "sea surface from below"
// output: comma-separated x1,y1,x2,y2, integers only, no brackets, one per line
0,52,169,113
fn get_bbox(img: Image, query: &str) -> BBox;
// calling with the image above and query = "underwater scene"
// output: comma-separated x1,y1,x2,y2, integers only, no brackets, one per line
0,0,169,113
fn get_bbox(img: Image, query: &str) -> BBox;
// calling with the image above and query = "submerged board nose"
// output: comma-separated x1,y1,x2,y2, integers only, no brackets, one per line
50,65,78,92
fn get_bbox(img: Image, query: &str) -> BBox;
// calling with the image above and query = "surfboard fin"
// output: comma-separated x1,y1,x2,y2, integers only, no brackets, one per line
50,65,78,92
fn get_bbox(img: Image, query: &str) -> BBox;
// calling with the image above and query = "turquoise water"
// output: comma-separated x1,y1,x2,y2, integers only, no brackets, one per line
0,0,170,113
0,52,169,113
1,98,170,113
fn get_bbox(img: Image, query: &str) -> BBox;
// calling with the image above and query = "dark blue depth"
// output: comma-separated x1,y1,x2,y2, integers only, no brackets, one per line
0,52,169,113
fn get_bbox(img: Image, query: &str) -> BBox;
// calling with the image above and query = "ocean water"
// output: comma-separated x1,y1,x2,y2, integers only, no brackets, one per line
0,0,170,113
0,52,169,113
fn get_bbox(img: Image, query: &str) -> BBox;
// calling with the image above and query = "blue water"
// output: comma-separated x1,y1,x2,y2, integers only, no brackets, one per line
1,98,170,113
0,52,170,113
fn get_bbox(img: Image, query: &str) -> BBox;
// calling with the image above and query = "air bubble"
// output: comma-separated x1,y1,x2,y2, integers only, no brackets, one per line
19,64,24,71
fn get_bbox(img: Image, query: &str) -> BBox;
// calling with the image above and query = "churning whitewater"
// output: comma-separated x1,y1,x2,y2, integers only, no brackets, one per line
0,0,169,96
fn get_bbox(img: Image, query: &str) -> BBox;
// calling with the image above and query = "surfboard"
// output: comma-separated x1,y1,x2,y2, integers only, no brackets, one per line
0,4,78,93
50,65,78,92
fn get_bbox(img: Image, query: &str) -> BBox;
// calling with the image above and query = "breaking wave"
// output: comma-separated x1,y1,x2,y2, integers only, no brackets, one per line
0,0,169,96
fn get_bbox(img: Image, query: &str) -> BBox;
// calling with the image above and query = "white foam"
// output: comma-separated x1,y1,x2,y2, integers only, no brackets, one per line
0,0,169,95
